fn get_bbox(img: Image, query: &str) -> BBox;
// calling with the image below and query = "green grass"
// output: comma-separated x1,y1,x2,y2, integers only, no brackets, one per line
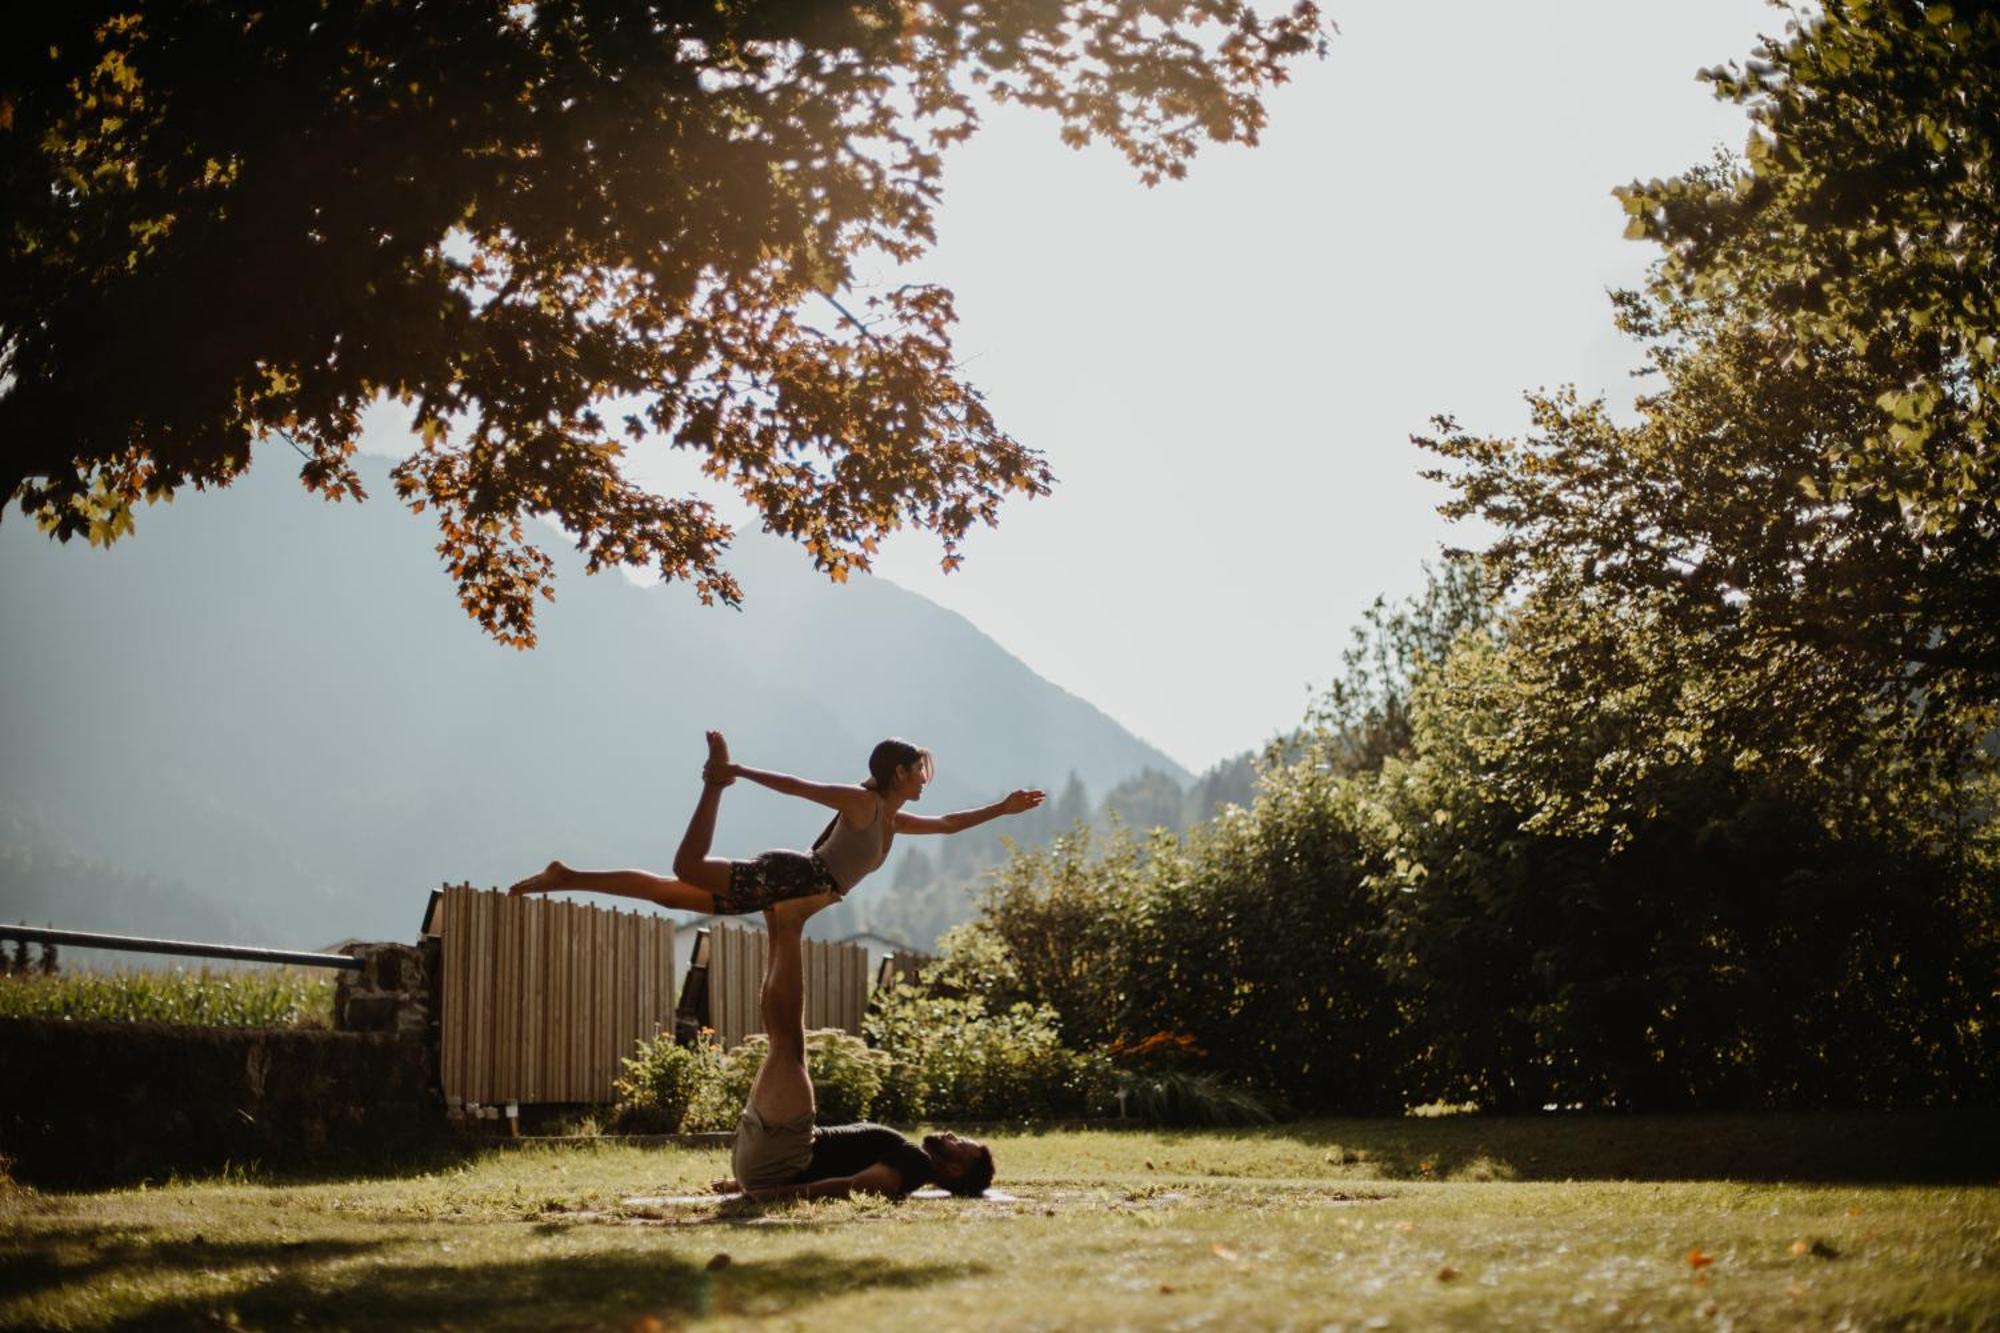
4,1112,1997,1330
0,966,334,1028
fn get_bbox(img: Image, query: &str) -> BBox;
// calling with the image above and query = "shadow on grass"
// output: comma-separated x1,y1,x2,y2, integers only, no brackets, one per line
76,1244,981,1331
1212,1108,2000,1184
0,1222,383,1306
8,1136,495,1195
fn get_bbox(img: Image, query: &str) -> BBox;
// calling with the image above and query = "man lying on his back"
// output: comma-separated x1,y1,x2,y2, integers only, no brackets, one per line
715,892,994,1201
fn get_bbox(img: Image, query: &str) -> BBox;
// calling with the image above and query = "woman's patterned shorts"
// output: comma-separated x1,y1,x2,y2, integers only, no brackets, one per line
711,849,842,915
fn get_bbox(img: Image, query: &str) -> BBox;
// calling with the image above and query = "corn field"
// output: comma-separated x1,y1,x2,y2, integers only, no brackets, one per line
0,966,335,1028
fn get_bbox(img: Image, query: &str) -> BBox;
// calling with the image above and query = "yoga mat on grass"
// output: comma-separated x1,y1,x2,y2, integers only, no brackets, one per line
620,1187,1023,1206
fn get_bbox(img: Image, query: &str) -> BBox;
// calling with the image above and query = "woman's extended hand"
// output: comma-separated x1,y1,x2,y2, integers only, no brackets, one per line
1000,788,1047,815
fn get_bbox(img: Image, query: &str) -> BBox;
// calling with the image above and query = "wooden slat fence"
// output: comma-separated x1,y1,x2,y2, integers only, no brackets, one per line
436,886,676,1106
701,921,870,1048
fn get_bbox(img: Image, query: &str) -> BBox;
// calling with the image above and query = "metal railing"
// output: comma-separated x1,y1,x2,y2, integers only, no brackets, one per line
0,923,363,971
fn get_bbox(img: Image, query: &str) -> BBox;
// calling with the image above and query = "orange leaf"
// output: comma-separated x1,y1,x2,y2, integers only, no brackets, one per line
1686,1247,1715,1269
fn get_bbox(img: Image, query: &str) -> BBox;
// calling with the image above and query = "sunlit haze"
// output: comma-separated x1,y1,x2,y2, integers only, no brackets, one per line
369,0,1780,773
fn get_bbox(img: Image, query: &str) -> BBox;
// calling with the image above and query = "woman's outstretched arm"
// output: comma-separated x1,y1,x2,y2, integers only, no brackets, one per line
895,789,1045,835
721,762,878,824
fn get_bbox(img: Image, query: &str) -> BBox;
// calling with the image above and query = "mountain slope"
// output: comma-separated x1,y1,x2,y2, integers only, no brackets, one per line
0,452,1183,950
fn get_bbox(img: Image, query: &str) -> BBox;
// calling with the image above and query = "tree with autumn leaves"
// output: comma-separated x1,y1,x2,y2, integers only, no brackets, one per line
1,2,1323,642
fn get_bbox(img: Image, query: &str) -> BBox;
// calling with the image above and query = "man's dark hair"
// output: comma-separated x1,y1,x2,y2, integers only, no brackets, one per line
944,1145,995,1198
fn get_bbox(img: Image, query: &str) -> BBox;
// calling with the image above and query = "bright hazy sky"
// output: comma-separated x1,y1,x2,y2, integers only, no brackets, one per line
371,0,1784,774
863,0,1781,773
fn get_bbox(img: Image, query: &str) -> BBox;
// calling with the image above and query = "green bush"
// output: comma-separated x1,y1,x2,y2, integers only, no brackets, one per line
685,1042,752,1133
967,827,1150,1049
655,1027,893,1131
694,1028,890,1128
865,982,1108,1121
972,779,1404,1115
610,1031,724,1134
1113,1069,1277,1127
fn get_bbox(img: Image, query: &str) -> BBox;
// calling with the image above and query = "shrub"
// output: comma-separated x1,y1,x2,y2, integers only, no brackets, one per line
865,983,1108,1121
802,1028,890,1123
1102,1031,1280,1126
697,1028,890,1127
1112,1069,1277,1127
971,826,1151,1048
685,1044,752,1133
674,1028,892,1131
610,1031,724,1134
972,769,1404,1116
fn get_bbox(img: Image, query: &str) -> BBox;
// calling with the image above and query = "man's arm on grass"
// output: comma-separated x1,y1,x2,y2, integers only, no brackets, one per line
742,1162,907,1202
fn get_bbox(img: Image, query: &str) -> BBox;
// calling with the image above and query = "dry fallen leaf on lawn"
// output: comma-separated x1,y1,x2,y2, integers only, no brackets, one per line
1160,1284,1178,1294
1790,1239,1810,1256
1436,1265,1458,1281
1686,1248,1715,1269
1212,1244,1241,1262
1395,1220,1416,1233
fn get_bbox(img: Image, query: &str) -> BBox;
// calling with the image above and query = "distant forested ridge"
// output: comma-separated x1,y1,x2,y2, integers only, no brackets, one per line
853,752,1262,949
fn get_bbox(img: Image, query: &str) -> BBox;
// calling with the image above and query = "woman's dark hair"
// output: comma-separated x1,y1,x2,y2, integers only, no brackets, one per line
812,739,933,851
865,738,932,792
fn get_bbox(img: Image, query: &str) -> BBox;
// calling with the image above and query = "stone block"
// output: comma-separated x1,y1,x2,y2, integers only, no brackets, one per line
341,994,400,1033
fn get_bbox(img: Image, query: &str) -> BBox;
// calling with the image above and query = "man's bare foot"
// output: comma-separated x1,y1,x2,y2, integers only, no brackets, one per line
508,860,569,896
704,730,736,786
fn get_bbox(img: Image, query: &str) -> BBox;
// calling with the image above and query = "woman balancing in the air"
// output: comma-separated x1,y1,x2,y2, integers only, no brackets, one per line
508,733,1046,913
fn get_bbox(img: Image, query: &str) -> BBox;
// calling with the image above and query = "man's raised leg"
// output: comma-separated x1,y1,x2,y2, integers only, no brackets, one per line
746,891,835,1126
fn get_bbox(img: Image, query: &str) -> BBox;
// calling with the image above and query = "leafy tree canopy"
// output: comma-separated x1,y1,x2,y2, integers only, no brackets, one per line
1308,554,1494,777
1616,0,2000,540
2,1,1323,643
1423,2,1999,834
1421,283,1999,836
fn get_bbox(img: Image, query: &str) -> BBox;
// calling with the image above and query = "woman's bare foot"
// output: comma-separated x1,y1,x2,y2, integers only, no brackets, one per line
704,730,736,786
507,860,569,896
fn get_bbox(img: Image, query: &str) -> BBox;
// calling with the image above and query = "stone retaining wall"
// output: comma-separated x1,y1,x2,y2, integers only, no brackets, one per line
0,1017,444,1188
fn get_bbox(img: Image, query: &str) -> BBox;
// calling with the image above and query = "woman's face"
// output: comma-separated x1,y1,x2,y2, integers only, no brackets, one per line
892,760,928,802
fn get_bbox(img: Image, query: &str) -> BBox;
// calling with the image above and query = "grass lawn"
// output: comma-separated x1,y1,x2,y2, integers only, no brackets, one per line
5,1111,1997,1330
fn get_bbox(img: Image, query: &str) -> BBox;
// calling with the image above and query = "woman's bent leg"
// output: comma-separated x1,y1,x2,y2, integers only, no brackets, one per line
670,731,738,892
